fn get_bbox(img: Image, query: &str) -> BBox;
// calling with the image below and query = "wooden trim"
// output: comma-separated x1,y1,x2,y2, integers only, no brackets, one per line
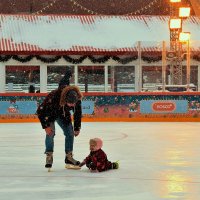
1,117,200,123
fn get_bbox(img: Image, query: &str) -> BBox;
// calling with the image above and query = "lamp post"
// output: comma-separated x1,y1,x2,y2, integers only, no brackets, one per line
169,16,182,85
179,32,191,91
169,0,191,85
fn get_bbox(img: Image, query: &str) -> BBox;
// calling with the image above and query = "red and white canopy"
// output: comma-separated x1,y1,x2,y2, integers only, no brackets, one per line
0,14,200,54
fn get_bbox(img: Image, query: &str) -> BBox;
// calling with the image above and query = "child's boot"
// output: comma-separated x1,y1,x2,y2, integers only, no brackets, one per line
112,161,119,169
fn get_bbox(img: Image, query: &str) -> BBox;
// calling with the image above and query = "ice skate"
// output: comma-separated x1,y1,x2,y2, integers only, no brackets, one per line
65,152,81,170
45,152,53,172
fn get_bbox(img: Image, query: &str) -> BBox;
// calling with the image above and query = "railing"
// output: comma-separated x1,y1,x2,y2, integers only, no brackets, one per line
5,84,136,93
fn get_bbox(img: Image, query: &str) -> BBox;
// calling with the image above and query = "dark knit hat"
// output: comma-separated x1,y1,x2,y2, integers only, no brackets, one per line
65,90,78,104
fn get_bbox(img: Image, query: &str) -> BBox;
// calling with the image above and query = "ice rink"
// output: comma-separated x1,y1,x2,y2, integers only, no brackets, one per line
0,122,200,200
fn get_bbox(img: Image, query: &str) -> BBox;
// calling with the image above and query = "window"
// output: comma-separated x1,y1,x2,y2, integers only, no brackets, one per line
78,66,104,92
6,66,40,93
47,66,74,92
108,66,135,92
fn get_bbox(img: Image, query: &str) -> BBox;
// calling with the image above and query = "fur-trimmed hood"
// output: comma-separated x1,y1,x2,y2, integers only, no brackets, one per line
59,85,83,106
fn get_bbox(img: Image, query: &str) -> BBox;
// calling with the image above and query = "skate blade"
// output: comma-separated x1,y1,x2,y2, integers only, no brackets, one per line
47,168,52,172
65,164,81,170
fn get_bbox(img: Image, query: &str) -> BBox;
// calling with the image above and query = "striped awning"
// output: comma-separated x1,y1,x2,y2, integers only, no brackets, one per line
0,14,200,54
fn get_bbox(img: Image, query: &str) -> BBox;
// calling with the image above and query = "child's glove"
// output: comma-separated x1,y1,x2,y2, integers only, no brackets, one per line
87,162,96,170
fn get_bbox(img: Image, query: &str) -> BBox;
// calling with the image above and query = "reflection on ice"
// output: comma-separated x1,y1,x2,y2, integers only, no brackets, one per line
165,149,192,167
158,170,190,199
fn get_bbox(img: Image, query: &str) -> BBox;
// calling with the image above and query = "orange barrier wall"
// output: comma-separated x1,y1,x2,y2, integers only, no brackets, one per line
0,92,200,122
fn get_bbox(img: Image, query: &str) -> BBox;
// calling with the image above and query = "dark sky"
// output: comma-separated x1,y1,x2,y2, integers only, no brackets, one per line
0,0,194,15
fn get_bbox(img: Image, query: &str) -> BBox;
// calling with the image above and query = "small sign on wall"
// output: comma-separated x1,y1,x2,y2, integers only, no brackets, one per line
140,100,188,114
0,101,37,114
82,101,94,114
0,100,95,115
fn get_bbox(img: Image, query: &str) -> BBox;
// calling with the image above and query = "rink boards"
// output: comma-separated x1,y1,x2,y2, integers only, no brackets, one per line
0,92,200,122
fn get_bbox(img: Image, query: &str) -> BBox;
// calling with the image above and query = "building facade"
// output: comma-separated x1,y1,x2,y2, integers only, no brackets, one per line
0,14,200,93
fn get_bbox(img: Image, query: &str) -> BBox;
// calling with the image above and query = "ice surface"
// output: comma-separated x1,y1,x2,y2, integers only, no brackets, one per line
0,122,200,200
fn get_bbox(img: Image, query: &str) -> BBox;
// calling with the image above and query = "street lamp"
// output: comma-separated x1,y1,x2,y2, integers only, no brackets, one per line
170,0,181,2
169,18,182,29
179,32,191,41
169,0,191,85
179,32,191,91
179,7,191,18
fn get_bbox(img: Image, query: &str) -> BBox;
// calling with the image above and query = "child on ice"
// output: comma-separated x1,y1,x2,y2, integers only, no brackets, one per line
79,138,119,172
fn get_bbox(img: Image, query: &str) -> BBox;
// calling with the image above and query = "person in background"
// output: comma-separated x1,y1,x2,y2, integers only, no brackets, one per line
29,84,35,93
59,69,72,87
79,138,119,172
37,85,83,170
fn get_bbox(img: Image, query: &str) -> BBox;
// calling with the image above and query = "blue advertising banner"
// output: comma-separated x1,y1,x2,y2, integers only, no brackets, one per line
0,100,95,115
0,101,37,114
140,100,188,114
82,101,94,114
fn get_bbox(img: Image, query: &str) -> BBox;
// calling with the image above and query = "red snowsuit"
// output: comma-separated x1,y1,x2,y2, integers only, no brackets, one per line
83,149,112,172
